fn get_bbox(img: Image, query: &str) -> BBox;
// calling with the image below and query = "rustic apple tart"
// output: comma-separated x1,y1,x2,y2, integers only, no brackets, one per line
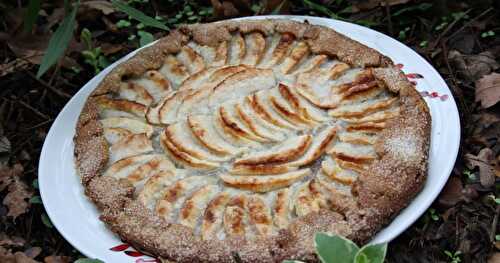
74,19,431,262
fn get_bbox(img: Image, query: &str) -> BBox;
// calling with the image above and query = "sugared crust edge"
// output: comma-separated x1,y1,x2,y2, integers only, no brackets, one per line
73,19,431,262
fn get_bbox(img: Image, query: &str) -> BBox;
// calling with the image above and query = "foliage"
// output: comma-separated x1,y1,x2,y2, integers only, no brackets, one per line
111,0,168,30
36,0,80,77
283,233,387,263
80,28,110,74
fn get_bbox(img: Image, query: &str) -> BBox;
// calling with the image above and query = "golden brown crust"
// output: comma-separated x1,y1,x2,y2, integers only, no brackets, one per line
74,19,431,262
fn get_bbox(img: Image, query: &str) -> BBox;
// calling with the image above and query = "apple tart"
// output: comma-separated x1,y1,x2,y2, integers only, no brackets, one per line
74,19,431,262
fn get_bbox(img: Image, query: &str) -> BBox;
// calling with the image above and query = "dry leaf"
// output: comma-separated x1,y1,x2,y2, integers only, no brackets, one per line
100,42,124,56
0,247,40,263
448,50,499,81
6,34,81,69
464,148,498,188
0,164,23,192
23,248,41,259
475,72,500,108
1,164,32,219
81,1,115,15
3,178,32,219
489,253,500,263
0,233,26,247
438,177,464,207
43,256,71,263
211,0,251,18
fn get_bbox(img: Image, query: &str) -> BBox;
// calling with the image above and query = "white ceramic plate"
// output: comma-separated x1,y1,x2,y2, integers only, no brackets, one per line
39,15,460,262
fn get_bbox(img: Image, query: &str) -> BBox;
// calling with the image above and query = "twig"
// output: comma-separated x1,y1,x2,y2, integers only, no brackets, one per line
25,71,71,99
17,100,49,120
22,119,53,131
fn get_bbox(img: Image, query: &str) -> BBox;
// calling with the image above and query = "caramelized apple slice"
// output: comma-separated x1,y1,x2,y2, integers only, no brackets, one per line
219,169,310,193
179,184,218,228
234,135,312,165
201,192,231,240
109,133,153,163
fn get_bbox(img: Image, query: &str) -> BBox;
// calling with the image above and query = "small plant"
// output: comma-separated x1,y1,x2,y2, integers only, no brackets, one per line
419,40,428,48
444,250,462,263
481,30,495,38
428,208,440,221
80,28,109,74
283,233,387,263
398,27,411,40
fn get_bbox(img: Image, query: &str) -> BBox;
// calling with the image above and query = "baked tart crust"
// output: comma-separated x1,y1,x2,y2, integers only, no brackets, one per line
74,19,431,262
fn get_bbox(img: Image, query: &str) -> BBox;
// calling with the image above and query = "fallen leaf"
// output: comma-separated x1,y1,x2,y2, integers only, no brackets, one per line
6,34,81,69
1,164,33,219
0,164,23,192
475,72,500,108
489,253,500,263
99,42,123,56
438,177,464,207
3,178,32,219
0,233,26,247
464,148,498,188
448,50,499,81
81,1,115,15
211,0,251,18
44,256,71,263
23,248,41,259
470,112,500,150
0,246,40,263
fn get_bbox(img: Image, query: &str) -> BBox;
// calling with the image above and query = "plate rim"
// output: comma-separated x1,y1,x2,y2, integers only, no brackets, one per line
39,15,461,261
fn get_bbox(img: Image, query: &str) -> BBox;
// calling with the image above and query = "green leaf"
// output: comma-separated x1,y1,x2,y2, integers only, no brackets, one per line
24,0,41,33
32,179,39,189
393,3,432,16
111,0,168,31
80,28,92,50
41,213,53,228
36,0,80,78
282,261,305,263
29,196,42,204
138,30,155,47
354,243,387,263
116,19,131,28
98,55,110,69
74,259,104,263
314,233,359,263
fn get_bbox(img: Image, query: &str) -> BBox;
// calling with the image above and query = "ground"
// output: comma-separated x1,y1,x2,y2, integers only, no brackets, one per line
0,0,498,262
